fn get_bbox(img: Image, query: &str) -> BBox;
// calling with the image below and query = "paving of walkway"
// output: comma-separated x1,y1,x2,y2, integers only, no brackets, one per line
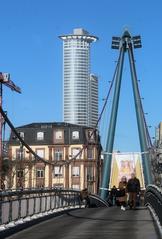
6,207,161,239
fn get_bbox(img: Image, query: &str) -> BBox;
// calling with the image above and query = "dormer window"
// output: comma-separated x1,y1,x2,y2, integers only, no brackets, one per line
19,132,24,140
55,130,63,139
16,132,24,141
72,131,79,140
37,132,44,141
53,129,64,144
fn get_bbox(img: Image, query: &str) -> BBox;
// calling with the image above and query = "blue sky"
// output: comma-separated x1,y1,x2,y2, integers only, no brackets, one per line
0,0,162,151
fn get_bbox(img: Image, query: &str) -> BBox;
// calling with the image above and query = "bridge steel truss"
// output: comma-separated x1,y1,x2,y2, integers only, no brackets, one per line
144,185,162,230
100,30,153,199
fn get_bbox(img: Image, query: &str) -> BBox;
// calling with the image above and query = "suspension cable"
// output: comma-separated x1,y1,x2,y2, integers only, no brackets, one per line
135,78,153,148
0,57,120,166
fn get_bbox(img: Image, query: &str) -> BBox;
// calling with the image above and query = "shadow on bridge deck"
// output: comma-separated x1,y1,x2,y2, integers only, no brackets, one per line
4,207,161,239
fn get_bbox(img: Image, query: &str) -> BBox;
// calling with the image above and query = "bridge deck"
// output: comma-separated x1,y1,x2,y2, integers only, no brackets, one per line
6,207,160,239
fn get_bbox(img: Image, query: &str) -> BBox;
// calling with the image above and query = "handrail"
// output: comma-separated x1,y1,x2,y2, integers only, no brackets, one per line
0,188,82,226
0,188,80,198
144,184,162,226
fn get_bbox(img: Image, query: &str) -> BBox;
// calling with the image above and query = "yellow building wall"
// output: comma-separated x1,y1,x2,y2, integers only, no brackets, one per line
10,143,98,192
68,144,83,159
80,164,84,189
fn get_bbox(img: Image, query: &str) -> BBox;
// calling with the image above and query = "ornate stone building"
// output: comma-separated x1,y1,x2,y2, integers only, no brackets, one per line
9,122,102,193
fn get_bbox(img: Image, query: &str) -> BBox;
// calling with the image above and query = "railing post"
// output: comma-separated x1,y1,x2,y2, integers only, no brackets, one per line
49,192,52,211
44,194,47,212
33,195,36,215
9,198,12,223
0,193,2,224
26,195,29,217
18,194,22,219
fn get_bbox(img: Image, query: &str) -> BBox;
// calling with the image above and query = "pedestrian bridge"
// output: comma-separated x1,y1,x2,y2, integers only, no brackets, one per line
0,185,161,238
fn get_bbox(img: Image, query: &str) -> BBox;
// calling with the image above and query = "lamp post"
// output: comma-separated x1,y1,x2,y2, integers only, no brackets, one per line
19,142,24,189
0,72,21,189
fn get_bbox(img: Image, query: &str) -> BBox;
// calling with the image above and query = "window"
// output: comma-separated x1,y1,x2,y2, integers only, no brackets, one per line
55,130,63,139
19,132,24,139
72,131,79,140
87,130,94,141
53,166,63,177
16,148,25,160
71,148,81,159
17,170,24,178
53,184,63,189
87,148,93,159
72,166,80,177
37,132,44,141
36,169,44,178
36,149,45,158
54,149,63,161
87,167,94,181
72,184,80,190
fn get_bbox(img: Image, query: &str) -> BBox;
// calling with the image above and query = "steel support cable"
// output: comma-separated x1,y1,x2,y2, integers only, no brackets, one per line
128,42,152,149
136,85,152,148
141,105,153,148
0,104,82,166
58,57,120,165
135,76,153,148
0,106,50,165
141,104,153,148
129,43,152,148
128,42,153,185
0,106,80,166
94,60,119,130
100,103,109,149
0,60,119,167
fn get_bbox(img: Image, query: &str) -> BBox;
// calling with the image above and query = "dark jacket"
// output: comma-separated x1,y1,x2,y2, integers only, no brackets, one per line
127,177,140,193
80,189,89,201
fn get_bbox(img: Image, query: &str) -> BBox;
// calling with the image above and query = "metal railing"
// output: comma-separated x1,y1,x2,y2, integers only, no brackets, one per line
144,185,162,226
0,188,82,226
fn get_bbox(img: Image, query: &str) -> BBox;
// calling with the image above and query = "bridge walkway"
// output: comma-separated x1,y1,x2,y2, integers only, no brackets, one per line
5,207,160,239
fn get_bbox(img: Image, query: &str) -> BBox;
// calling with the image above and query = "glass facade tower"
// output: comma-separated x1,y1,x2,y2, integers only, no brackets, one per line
89,74,98,128
59,28,98,127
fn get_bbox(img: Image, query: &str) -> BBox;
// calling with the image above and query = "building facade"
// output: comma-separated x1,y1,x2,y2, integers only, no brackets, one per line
59,28,98,127
8,122,102,193
155,122,162,146
88,74,98,128
153,122,162,186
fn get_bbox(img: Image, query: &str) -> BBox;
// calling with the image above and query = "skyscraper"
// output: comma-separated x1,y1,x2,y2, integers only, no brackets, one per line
59,28,98,127
88,74,98,128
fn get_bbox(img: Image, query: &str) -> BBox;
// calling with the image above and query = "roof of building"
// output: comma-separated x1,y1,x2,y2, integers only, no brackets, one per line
16,122,92,129
59,28,98,41
9,122,100,147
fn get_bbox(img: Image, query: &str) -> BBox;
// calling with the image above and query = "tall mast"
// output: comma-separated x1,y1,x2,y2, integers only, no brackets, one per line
100,31,152,199
0,72,21,189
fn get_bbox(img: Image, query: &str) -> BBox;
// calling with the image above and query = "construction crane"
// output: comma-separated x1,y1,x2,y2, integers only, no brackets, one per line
0,72,21,189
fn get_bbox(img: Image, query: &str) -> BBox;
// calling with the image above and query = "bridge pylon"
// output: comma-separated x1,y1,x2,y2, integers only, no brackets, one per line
100,30,153,199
